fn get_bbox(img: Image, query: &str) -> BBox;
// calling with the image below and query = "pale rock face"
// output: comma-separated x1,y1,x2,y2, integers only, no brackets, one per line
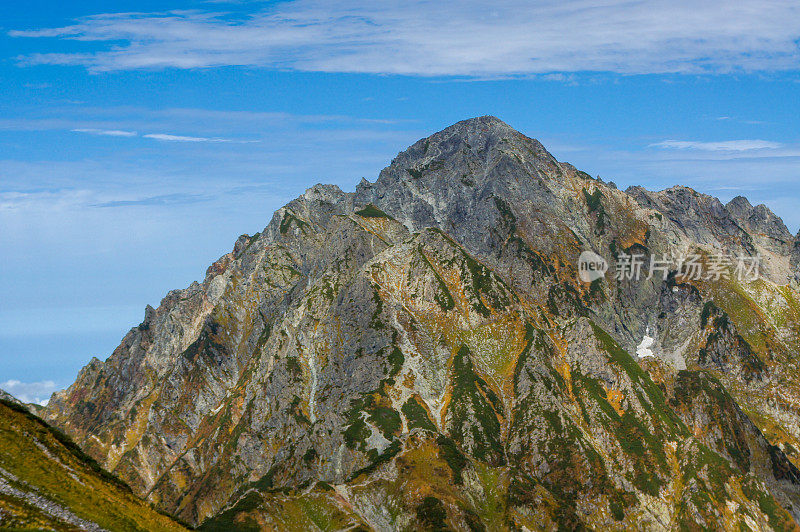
43,117,800,530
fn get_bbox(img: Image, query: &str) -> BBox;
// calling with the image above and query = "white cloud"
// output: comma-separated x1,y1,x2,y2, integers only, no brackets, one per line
144,133,228,142
0,108,410,133
1,379,59,406
649,140,784,151
23,82,52,89
72,128,138,137
712,116,769,125
9,0,800,76
143,133,258,143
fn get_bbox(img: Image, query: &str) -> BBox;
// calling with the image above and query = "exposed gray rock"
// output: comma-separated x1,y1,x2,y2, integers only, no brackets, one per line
726,195,754,220
727,195,794,252
629,186,749,251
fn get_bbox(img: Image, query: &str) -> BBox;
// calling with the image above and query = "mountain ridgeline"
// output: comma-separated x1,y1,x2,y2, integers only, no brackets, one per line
39,116,800,530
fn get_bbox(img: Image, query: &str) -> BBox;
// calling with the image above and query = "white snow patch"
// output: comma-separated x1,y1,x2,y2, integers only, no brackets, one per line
636,328,655,358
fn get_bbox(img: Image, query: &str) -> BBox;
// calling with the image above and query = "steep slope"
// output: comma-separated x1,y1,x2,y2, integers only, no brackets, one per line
0,388,21,405
43,116,800,530
0,398,187,530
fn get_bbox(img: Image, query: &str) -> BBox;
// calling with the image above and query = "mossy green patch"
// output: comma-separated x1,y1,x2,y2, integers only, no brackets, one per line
369,406,402,438
583,187,606,233
402,397,437,433
279,211,310,235
370,287,385,330
436,435,468,485
387,347,404,377
349,440,402,480
356,204,393,219
589,321,686,433
448,345,505,465
461,253,512,317
416,496,448,531
200,491,262,531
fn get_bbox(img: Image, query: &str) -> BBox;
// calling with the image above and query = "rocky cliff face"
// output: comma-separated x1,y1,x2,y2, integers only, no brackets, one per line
44,116,800,530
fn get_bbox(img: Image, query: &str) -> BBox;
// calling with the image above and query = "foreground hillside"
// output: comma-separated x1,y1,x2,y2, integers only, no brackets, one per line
0,398,187,530
39,116,800,530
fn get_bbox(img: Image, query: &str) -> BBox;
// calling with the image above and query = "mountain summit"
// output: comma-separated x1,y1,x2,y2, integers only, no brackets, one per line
41,117,800,530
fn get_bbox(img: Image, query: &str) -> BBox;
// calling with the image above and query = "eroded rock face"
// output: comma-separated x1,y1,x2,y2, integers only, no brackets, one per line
45,117,800,530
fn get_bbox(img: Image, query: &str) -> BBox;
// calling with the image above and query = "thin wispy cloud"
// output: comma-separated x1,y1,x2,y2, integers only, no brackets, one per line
713,116,769,125
0,109,409,144
649,140,784,152
9,1,800,76
23,82,52,89
72,128,138,137
143,133,258,143
94,192,208,207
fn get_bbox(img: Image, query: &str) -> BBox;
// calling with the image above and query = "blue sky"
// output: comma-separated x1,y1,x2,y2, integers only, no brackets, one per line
1,0,799,403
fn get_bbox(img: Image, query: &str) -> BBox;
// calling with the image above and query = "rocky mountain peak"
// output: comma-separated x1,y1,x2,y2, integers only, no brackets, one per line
750,203,793,241
352,116,585,259
412,115,522,152
359,115,560,194
434,114,516,138
727,195,792,244
39,117,800,530
726,195,754,219
301,183,347,204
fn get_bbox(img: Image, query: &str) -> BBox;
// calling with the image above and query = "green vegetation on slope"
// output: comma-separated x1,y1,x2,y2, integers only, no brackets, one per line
355,204,393,219
0,399,187,531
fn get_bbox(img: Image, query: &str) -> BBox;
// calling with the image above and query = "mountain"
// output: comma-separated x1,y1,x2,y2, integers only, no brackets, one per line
0,396,188,530
39,116,800,530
